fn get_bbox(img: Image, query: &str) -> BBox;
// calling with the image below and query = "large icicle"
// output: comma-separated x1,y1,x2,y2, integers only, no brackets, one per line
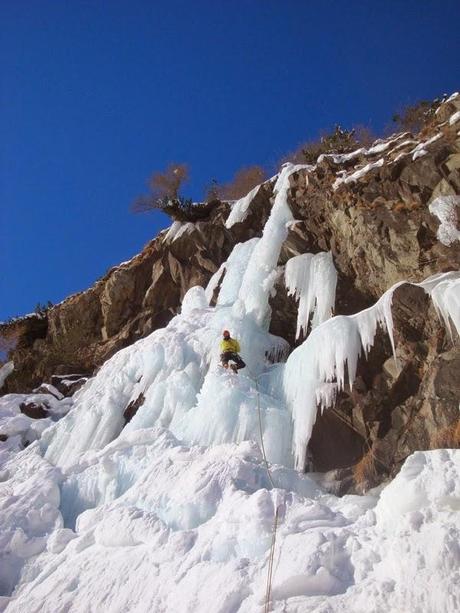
420,272,460,340
236,164,310,327
285,252,337,338
282,282,402,470
282,272,460,469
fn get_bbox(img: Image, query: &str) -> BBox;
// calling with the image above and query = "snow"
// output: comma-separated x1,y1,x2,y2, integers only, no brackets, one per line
32,383,64,400
0,362,14,390
225,184,262,228
412,148,427,160
411,132,442,161
449,110,460,125
333,158,384,190
365,141,390,154
317,148,365,164
3,440,459,612
429,195,460,246
163,221,195,243
445,91,459,103
0,393,73,449
284,252,337,339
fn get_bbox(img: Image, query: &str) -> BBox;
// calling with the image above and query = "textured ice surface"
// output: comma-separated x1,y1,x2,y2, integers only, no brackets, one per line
205,238,259,306
3,443,459,612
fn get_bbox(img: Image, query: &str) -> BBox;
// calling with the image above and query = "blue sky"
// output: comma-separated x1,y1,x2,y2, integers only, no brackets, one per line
1,0,459,320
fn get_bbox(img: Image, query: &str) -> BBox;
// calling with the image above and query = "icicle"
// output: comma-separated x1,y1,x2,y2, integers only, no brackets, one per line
285,252,337,338
282,272,460,470
420,272,460,339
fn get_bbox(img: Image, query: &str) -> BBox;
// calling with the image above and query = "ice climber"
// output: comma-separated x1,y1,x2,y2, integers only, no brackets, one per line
220,330,246,373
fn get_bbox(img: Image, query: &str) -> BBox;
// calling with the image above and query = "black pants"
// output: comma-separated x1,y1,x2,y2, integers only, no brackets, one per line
220,352,246,370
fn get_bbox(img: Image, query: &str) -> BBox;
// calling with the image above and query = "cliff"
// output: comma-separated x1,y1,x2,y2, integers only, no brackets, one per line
1,93,459,490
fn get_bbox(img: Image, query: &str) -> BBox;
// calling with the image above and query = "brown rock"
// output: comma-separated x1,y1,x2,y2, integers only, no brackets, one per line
20,401,49,419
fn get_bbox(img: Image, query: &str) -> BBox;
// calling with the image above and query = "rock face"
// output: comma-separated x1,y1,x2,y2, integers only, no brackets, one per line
1,94,459,490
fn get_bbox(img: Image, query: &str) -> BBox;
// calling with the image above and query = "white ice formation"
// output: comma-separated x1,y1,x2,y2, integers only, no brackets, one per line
225,183,262,228
285,252,337,339
429,195,460,246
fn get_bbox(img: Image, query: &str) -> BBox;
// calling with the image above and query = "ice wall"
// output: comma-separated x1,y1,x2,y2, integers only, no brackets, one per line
41,235,291,470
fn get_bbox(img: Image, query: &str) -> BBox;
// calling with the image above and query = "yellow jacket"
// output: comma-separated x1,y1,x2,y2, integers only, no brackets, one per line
220,338,240,353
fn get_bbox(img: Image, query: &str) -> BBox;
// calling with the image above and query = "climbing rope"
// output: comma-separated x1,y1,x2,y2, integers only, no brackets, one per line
250,369,280,613
264,505,280,613
253,374,276,489
329,406,390,472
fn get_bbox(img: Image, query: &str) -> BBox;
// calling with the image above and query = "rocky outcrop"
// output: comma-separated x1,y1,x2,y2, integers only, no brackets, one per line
19,401,49,419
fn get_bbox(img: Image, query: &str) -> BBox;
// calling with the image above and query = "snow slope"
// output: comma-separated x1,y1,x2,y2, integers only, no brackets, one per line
2,438,459,612
1,165,459,611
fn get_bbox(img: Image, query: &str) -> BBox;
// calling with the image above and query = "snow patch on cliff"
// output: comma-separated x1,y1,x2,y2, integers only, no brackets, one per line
429,196,460,246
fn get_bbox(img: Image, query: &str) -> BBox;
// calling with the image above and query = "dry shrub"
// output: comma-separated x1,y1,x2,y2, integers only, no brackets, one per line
218,165,266,201
132,163,220,222
0,323,27,356
132,163,191,215
391,99,439,135
353,446,378,490
353,124,376,147
431,420,460,449
148,163,189,202
281,124,375,166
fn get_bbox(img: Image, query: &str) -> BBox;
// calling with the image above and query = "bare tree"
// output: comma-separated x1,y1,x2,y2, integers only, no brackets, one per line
132,163,190,213
391,99,439,134
218,165,267,200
